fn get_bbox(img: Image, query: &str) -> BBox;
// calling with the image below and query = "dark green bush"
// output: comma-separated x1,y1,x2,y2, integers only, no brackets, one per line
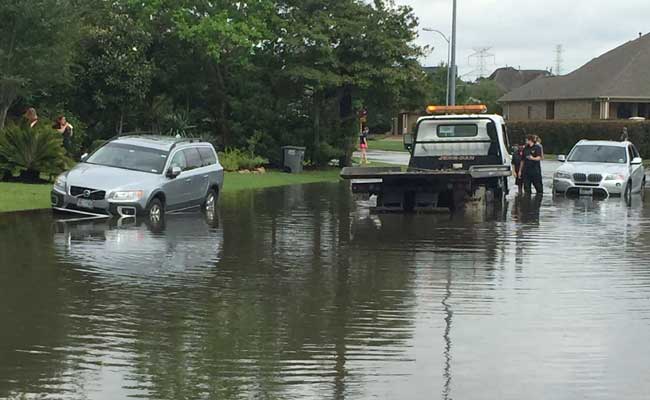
218,148,268,171
0,124,69,181
507,120,650,157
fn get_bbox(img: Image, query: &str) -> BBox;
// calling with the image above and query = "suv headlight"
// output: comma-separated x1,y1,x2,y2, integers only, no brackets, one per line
54,174,67,191
108,190,144,202
605,174,625,181
554,171,572,180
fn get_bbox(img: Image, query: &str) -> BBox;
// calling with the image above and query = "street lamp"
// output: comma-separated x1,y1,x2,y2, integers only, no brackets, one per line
424,0,458,106
423,28,451,106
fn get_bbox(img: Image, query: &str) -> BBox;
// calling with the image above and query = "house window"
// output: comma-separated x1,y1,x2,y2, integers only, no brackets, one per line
546,101,555,120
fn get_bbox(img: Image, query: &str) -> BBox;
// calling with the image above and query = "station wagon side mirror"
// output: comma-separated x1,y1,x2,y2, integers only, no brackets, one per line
631,157,643,165
403,133,414,151
167,166,182,178
557,155,566,162
80,153,89,162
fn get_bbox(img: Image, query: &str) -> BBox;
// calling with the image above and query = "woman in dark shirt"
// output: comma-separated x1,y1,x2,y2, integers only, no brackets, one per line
53,115,74,155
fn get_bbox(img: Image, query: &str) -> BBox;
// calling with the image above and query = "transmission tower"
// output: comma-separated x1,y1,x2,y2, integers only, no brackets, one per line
555,44,564,75
468,47,495,79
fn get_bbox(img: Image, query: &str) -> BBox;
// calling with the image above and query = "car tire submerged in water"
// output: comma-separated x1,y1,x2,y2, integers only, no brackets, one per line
203,188,219,213
147,197,165,223
625,180,633,206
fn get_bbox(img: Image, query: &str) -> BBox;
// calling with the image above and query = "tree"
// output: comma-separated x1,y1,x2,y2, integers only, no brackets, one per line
467,78,505,114
274,0,426,164
0,0,78,128
71,2,154,135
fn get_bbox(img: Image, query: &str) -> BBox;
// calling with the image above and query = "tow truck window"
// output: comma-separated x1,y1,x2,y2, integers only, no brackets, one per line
437,125,478,138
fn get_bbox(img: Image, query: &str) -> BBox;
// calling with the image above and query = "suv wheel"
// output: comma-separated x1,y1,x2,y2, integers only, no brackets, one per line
625,181,633,206
147,197,164,222
203,188,219,213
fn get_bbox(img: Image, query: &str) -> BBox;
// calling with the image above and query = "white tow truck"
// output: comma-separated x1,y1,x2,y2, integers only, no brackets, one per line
341,105,512,212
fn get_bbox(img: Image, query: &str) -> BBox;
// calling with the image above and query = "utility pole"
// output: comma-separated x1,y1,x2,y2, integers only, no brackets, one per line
450,0,458,105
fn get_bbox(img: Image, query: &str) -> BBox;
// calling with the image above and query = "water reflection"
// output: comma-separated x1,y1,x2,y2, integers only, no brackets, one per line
1,182,650,399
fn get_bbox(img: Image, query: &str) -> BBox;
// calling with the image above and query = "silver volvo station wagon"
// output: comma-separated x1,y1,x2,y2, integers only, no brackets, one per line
51,136,224,220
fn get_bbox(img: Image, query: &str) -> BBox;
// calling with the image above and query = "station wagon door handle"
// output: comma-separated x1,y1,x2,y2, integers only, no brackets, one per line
185,178,192,183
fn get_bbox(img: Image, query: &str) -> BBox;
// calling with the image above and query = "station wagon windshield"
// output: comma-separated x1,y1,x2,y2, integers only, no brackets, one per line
85,143,169,173
568,145,627,164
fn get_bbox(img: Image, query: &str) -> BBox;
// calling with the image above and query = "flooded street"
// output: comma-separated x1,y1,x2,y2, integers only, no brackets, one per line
2,170,650,399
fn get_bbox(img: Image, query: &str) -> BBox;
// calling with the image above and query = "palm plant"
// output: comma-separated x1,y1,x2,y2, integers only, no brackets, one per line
0,124,68,182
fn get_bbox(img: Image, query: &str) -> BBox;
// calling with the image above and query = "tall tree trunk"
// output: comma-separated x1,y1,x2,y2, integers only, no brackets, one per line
313,90,321,161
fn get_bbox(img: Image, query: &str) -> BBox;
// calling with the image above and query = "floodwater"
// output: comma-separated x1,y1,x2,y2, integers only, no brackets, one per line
2,167,650,399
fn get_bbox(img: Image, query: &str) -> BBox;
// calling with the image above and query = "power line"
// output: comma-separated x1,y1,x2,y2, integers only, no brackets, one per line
468,47,495,79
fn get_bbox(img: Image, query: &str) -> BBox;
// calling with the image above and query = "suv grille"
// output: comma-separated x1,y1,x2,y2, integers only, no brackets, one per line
588,174,603,183
573,173,587,182
70,186,106,200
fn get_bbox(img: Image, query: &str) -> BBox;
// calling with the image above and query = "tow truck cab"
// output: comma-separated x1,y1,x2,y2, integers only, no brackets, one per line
405,114,511,172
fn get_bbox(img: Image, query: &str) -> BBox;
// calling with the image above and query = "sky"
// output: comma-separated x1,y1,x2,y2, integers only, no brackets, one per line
398,0,650,80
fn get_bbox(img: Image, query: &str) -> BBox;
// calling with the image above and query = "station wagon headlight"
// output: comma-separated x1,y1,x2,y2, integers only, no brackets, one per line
554,171,572,180
605,174,625,181
54,174,67,191
108,190,144,202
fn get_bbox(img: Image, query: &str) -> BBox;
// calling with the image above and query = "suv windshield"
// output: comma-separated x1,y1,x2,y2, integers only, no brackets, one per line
86,143,169,173
568,145,627,164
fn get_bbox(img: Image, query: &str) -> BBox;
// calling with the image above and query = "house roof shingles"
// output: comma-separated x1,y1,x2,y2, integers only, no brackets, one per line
488,67,550,92
500,33,650,102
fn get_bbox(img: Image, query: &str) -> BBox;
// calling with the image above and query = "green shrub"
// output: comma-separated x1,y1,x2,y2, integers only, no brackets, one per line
218,148,268,171
312,142,344,167
0,124,69,182
507,120,650,157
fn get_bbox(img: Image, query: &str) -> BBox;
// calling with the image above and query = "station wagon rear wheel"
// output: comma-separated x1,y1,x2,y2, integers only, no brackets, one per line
203,188,218,213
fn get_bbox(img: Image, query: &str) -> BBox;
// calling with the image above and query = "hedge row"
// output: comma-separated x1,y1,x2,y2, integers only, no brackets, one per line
507,120,650,157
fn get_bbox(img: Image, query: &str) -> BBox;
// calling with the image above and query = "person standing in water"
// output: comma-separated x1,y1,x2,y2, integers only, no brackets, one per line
359,126,369,164
519,135,544,194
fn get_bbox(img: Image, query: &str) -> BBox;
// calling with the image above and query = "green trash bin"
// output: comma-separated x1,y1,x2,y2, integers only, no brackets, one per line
281,146,306,173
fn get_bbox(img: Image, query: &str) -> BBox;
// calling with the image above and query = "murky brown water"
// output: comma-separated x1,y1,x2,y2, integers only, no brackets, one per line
2,172,650,399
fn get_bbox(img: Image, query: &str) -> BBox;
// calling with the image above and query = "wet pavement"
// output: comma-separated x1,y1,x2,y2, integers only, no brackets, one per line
2,173,650,399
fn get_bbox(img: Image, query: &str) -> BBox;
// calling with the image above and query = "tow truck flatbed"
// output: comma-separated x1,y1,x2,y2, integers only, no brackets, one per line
340,166,511,180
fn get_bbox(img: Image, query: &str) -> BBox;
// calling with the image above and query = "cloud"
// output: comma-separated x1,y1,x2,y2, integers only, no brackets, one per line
399,0,649,79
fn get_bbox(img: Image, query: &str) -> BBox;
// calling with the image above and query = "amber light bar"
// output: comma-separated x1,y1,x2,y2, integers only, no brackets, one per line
426,104,488,114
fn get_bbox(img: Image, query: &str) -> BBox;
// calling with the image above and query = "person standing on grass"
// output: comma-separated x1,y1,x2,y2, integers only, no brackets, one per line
53,115,74,155
519,135,544,194
23,108,39,128
359,126,369,164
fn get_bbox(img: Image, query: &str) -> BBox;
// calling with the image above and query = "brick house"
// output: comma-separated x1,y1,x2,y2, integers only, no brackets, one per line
500,33,650,121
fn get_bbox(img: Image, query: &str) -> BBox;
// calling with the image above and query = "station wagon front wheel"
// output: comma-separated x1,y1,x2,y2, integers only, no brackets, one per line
147,198,164,222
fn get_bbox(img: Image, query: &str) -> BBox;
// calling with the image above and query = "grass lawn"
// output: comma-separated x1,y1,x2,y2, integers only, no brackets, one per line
0,169,343,213
367,136,408,152
0,183,53,213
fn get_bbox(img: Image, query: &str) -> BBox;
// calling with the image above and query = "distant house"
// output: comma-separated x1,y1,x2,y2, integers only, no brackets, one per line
500,33,650,121
488,67,551,93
